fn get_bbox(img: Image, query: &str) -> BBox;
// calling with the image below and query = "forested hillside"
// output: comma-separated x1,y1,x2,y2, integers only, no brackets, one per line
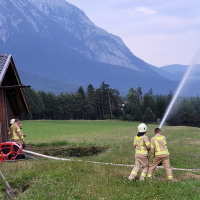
21,82,200,127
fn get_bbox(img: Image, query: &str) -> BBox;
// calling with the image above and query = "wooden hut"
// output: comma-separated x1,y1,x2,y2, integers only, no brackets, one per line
0,54,30,142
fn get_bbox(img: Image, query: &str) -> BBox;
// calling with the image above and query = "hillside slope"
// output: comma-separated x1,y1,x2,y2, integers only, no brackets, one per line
0,0,178,95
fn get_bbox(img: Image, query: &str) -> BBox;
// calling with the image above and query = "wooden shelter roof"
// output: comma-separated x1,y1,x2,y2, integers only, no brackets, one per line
0,54,30,115
0,55,9,77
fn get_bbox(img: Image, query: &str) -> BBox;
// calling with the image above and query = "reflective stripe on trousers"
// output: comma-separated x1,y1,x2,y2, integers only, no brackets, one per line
131,171,137,176
141,172,147,177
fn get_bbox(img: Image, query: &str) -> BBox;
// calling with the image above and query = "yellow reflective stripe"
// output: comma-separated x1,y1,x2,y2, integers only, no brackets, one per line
131,171,137,176
140,140,144,151
164,140,168,151
145,141,150,146
13,133,19,139
141,173,146,177
156,137,164,140
10,136,20,140
17,129,21,132
167,176,173,179
154,137,169,155
155,140,160,152
151,145,154,148
136,150,148,154
136,136,141,140
135,136,149,153
155,151,169,155
147,174,152,178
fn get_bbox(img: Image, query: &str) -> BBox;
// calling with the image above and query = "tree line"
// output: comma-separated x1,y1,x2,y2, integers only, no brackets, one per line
167,97,200,127
21,81,200,127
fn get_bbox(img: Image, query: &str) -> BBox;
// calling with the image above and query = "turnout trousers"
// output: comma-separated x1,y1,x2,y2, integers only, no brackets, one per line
148,155,173,179
129,154,149,180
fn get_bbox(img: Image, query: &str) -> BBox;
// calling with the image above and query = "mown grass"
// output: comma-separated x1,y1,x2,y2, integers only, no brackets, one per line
0,120,200,199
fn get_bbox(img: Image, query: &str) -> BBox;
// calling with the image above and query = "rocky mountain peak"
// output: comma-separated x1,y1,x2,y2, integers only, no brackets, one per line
0,0,147,71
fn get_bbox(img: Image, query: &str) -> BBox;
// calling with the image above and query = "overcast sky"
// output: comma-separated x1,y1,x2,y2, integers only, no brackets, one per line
67,0,200,67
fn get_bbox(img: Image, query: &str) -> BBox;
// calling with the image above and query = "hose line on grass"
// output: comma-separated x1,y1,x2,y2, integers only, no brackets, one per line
23,149,200,173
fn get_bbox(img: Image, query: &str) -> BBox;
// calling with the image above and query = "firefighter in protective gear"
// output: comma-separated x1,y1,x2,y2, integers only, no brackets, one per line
8,119,15,139
10,119,15,125
128,123,150,181
147,128,173,180
8,119,24,148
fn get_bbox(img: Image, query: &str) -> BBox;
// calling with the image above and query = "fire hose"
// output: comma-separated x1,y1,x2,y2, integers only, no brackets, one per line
23,149,200,172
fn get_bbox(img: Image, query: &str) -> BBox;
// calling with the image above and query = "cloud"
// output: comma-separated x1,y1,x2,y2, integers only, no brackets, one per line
132,6,157,15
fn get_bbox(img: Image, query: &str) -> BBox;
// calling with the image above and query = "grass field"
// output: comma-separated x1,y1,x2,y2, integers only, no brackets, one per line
0,120,200,199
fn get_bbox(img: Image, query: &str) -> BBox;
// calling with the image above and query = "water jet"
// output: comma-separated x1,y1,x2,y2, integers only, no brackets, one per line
159,47,200,128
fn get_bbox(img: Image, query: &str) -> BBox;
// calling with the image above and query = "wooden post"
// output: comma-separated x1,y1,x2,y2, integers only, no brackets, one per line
0,169,15,198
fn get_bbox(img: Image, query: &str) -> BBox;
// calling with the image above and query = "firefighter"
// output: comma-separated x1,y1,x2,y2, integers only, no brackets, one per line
19,123,27,149
147,128,173,180
128,123,150,181
19,123,27,138
9,119,24,148
8,119,15,140
9,119,15,126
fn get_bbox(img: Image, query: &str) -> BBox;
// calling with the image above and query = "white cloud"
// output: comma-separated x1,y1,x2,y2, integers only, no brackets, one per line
132,6,157,15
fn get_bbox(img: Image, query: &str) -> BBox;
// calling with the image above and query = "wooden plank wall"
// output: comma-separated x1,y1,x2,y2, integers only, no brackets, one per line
0,89,5,142
0,89,10,142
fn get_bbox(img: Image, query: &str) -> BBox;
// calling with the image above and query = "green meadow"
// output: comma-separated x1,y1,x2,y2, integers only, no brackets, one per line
0,120,200,199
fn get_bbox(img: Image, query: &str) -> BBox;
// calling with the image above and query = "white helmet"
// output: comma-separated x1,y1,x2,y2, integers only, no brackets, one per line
10,119,15,124
138,123,147,132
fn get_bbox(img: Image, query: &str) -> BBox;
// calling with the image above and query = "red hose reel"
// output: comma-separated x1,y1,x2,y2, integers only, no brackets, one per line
0,142,25,161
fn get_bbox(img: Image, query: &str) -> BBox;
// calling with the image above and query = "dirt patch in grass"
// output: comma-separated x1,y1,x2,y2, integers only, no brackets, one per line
25,145,109,157
157,177,179,182
158,172,200,182
152,172,200,182
182,172,200,180
188,140,200,145
22,183,30,192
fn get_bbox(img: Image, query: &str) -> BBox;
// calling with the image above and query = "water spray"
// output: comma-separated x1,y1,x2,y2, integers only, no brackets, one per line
159,47,200,129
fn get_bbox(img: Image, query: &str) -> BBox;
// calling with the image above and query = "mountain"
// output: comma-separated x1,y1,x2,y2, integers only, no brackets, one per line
149,64,200,96
0,0,178,96
18,69,79,94
160,64,188,81
151,64,200,82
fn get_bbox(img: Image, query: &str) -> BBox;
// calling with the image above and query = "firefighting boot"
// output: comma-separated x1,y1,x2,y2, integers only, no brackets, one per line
128,174,135,180
128,171,137,180
139,176,144,181
139,173,146,181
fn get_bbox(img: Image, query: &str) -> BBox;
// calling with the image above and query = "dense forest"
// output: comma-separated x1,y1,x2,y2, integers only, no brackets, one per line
22,81,200,127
